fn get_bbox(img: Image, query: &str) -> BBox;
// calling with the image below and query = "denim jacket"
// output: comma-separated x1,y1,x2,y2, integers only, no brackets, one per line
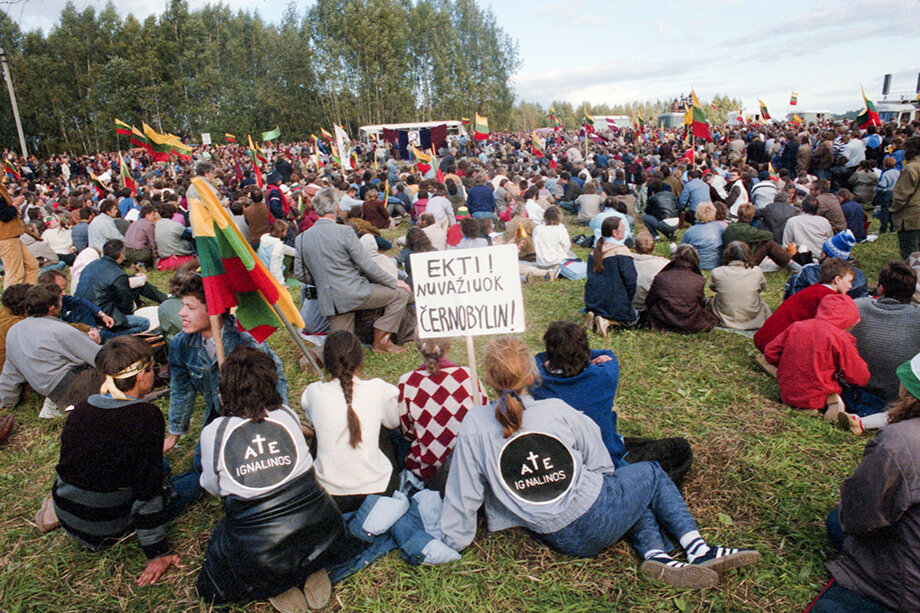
167,315,288,436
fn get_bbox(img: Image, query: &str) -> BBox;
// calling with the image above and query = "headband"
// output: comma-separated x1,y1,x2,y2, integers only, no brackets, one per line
99,358,151,400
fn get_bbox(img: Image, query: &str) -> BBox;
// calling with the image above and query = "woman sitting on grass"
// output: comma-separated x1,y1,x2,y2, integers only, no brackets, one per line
807,352,920,613
532,205,573,279
646,244,718,334
197,346,360,611
708,241,771,330
441,336,760,589
584,215,637,334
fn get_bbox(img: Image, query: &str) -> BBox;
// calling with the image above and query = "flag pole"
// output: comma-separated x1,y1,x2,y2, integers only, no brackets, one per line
465,335,483,407
269,301,324,379
209,316,226,365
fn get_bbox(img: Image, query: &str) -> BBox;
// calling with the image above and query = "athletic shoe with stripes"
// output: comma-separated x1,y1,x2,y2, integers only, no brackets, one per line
690,545,761,574
639,554,719,589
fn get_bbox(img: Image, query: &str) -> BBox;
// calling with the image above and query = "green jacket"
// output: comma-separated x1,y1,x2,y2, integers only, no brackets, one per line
892,154,920,232
721,222,773,247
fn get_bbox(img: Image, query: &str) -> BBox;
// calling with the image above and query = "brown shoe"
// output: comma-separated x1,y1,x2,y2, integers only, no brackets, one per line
372,328,409,354
0,414,12,445
754,354,778,378
302,569,332,609
35,493,60,534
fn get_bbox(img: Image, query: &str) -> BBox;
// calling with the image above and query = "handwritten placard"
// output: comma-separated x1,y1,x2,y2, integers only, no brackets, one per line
411,244,525,338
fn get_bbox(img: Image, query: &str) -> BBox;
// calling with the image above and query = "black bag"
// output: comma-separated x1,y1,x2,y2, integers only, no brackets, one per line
622,437,693,486
196,469,364,604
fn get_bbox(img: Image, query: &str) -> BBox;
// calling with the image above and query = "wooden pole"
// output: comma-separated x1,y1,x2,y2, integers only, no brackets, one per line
209,315,226,365
270,301,325,380
465,335,482,406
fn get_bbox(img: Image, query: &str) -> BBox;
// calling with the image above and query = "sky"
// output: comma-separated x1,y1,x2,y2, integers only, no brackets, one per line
4,0,919,115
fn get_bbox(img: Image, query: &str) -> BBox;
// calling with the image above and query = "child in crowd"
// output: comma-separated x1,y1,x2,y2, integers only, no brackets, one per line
258,219,297,284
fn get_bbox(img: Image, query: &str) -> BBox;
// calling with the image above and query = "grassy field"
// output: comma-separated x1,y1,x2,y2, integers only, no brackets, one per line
0,216,899,612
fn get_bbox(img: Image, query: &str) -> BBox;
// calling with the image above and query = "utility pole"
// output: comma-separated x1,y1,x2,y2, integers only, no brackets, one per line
0,46,28,159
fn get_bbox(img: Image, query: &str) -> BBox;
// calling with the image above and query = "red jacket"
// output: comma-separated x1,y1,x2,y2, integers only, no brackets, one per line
764,293,870,410
753,282,835,352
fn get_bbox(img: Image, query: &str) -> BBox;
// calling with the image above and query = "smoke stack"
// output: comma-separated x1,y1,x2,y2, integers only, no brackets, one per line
916,72,920,94
882,74,892,96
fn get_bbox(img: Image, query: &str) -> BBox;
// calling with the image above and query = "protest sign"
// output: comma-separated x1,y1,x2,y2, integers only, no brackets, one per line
201,133,212,145
410,244,525,338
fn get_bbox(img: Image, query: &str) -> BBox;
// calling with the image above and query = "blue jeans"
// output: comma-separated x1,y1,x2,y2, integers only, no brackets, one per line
101,314,150,340
558,201,577,214
808,579,894,613
642,215,676,240
471,211,493,220
840,386,888,417
162,459,203,521
875,191,893,233
538,462,696,557
825,507,846,551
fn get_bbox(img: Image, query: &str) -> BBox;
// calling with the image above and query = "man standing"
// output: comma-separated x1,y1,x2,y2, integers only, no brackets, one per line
295,188,413,353
0,187,37,285
892,136,920,260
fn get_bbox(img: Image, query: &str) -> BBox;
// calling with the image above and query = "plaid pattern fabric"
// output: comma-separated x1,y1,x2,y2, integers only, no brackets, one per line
397,364,484,479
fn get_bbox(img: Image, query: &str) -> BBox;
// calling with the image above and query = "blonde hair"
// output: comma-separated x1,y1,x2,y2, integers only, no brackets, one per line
695,201,716,223
483,337,539,438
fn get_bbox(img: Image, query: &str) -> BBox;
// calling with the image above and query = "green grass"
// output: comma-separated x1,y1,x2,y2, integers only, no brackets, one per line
0,217,900,612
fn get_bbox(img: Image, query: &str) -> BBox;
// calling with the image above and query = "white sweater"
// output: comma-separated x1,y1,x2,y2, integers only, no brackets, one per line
301,377,400,496
532,224,571,267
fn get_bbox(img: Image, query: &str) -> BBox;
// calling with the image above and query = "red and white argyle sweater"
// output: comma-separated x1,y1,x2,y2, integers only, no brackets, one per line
397,360,485,479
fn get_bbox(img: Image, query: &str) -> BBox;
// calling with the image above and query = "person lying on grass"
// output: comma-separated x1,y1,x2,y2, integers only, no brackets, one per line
36,335,201,586
440,336,760,589
806,353,920,613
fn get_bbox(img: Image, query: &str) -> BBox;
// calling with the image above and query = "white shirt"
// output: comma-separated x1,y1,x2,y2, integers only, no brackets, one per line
525,199,545,224
422,223,447,250
532,224,572,267
41,227,73,253
70,247,100,294
301,377,399,496
426,195,455,225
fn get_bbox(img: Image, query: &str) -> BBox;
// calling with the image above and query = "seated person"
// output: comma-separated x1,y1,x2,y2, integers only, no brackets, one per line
418,212,447,251
36,336,200,590
721,203,796,271
74,239,168,338
782,195,834,257
642,179,679,241
837,262,920,433
197,346,361,610
806,355,920,612
0,283,32,369
154,203,195,270
764,293,870,416
584,216,637,333
441,337,759,590
455,216,489,249
630,231,669,318
590,196,633,247
163,273,288,454
679,202,724,270
39,269,115,335
784,230,868,300
754,257,856,353
532,205,573,274
395,227,434,289
708,242,771,331
646,244,718,334
0,283,100,418
123,203,159,267
257,220,297,285
396,338,484,492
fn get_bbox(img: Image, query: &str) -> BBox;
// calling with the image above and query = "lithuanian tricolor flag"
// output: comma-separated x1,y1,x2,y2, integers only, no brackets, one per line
187,177,303,343
412,146,432,174
583,111,595,133
247,135,264,189
532,131,544,157
789,92,798,106
759,100,771,121
88,171,108,198
473,114,489,141
142,123,193,162
683,91,712,142
119,157,136,196
2,158,20,182
115,118,133,136
856,85,881,129
320,128,333,140
224,133,237,143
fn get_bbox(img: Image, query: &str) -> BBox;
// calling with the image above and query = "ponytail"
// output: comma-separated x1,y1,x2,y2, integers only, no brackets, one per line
416,337,452,376
323,330,365,449
592,215,622,273
483,337,539,438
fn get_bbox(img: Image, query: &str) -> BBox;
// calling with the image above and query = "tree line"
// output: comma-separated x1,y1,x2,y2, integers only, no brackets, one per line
0,0,519,156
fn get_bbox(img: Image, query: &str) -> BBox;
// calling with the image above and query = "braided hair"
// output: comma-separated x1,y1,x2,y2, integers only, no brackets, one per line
323,330,365,448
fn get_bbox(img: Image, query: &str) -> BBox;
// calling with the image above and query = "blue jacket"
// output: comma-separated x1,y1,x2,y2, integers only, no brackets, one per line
678,178,709,213
465,185,495,214
784,263,869,301
584,254,637,324
531,350,624,464
167,316,288,436
74,256,136,327
680,222,724,270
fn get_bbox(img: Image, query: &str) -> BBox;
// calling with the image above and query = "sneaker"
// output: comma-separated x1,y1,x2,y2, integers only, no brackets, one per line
837,411,865,436
269,586,308,613
639,558,719,589
302,569,332,610
691,547,761,575
824,393,845,423
35,493,60,534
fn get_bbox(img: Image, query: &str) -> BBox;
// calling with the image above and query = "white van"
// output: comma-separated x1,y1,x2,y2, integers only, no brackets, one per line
783,110,833,123
358,120,468,144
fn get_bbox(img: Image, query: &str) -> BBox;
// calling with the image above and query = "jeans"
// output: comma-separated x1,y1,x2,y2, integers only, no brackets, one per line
825,508,846,552
558,201,577,214
471,211,493,220
840,386,888,417
807,579,894,613
375,236,393,251
875,191,893,233
538,462,696,557
162,459,203,521
897,229,920,260
101,314,150,340
642,214,676,240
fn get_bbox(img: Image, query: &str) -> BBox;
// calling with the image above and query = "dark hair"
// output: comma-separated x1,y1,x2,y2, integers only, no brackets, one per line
672,244,701,271
460,216,480,239
415,337,452,375
737,203,755,223
102,239,125,260
1,283,32,316
483,337,539,438
477,217,493,236
25,284,61,317
323,330,364,448
140,203,156,218
888,385,920,424
543,321,590,378
38,269,67,285
818,257,856,284
175,273,206,305
406,227,433,252
218,346,282,421
721,241,753,267
95,335,153,393
78,206,93,220
167,259,201,295
591,216,622,273
802,195,819,215
100,199,118,215
878,260,917,303
543,205,562,225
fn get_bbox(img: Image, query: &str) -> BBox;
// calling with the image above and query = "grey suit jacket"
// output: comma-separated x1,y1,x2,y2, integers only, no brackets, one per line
295,218,395,316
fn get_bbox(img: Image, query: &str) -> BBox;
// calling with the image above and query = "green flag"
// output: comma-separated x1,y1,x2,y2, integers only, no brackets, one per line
262,127,281,141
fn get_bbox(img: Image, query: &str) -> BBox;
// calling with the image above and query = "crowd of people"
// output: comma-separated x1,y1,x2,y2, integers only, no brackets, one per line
0,112,919,611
